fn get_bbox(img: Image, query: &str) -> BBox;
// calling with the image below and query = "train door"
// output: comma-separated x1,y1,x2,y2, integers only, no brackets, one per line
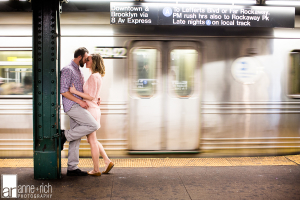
166,42,200,150
128,41,200,151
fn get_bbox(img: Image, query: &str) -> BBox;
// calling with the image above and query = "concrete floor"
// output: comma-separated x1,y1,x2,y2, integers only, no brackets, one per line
1,165,300,200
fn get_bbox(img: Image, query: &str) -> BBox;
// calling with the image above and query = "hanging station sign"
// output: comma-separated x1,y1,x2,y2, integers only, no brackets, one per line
94,47,127,58
110,2,294,28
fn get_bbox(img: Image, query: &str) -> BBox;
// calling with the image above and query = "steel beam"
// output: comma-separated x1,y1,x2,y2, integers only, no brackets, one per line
32,0,61,179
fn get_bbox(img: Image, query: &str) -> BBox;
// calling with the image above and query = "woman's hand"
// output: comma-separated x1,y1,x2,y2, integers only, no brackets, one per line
69,84,77,94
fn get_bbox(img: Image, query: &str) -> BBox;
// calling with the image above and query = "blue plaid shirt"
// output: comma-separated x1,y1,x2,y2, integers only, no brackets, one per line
60,60,84,112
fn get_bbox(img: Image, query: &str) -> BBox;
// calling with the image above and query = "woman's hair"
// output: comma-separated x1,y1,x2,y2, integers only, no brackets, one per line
91,53,105,77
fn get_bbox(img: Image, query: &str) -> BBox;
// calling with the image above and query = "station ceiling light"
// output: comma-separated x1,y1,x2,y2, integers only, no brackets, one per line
66,0,131,1
265,0,300,6
142,0,257,4
67,0,257,3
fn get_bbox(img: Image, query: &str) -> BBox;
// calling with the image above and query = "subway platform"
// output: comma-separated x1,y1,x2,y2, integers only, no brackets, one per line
1,155,300,200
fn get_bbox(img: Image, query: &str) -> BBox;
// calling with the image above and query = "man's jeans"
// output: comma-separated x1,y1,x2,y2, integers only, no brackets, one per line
65,104,99,171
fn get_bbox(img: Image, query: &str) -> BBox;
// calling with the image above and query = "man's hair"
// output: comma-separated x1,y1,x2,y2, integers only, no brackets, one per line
74,47,89,58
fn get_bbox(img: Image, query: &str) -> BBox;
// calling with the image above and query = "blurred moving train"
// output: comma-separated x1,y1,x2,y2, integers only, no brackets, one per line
1,11,300,158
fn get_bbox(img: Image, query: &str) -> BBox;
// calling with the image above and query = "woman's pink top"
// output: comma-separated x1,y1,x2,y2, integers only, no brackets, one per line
83,73,102,108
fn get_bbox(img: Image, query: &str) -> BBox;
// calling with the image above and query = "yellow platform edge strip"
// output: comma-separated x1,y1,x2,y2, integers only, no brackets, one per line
0,155,299,168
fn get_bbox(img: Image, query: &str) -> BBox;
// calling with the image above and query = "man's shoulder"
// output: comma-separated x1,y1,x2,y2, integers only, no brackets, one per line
62,62,72,69
61,64,73,73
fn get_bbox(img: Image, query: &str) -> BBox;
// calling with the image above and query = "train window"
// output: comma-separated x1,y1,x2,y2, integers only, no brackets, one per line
288,51,300,98
132,48,158,98
0,51,32,96
169,49,197,98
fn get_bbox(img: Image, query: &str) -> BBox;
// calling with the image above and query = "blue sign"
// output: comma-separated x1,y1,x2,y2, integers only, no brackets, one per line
163,7,172,17
206,20,211,26
110,3,295,28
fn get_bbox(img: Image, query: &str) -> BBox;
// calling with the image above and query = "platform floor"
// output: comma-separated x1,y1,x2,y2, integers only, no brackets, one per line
1,155,300,168
1,156,300,200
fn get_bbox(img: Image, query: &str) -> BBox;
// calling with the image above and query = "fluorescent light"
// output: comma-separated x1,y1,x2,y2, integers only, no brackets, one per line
69,0,256,2
265,1,300,6
69,0,134,1
0,61,32,66
143,0,178,1
274,29,300,38
143,0,256,4
0,48,32,51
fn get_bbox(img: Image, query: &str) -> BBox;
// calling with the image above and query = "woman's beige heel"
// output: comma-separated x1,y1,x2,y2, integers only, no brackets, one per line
102,162,114,174
87,171,101,176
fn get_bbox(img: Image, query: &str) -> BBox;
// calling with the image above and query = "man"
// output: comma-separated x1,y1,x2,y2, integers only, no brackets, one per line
60,47,100,176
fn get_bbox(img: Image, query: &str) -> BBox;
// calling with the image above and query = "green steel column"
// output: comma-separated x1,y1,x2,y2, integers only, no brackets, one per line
32,0,62,179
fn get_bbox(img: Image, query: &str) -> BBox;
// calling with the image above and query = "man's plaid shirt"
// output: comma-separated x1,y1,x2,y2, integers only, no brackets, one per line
60,60,84,112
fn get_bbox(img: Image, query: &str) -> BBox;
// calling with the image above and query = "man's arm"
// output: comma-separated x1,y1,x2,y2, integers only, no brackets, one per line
61,91,89,109
60,67,89,109
70,84,94,101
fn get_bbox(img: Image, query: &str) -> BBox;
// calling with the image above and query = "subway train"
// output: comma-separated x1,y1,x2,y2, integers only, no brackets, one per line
1,11,300,158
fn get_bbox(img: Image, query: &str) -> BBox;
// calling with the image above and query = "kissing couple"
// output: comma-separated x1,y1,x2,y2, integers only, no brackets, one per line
60,47,114,176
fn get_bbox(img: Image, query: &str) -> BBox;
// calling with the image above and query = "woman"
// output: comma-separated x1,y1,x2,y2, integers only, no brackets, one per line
70,53,114,176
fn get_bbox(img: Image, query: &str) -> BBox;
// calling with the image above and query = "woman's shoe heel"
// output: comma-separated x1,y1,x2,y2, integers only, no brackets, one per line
87,171,101,176
102,162,114,174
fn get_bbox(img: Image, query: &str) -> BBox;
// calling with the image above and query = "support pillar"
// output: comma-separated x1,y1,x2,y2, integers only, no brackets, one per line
32,0,62,179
